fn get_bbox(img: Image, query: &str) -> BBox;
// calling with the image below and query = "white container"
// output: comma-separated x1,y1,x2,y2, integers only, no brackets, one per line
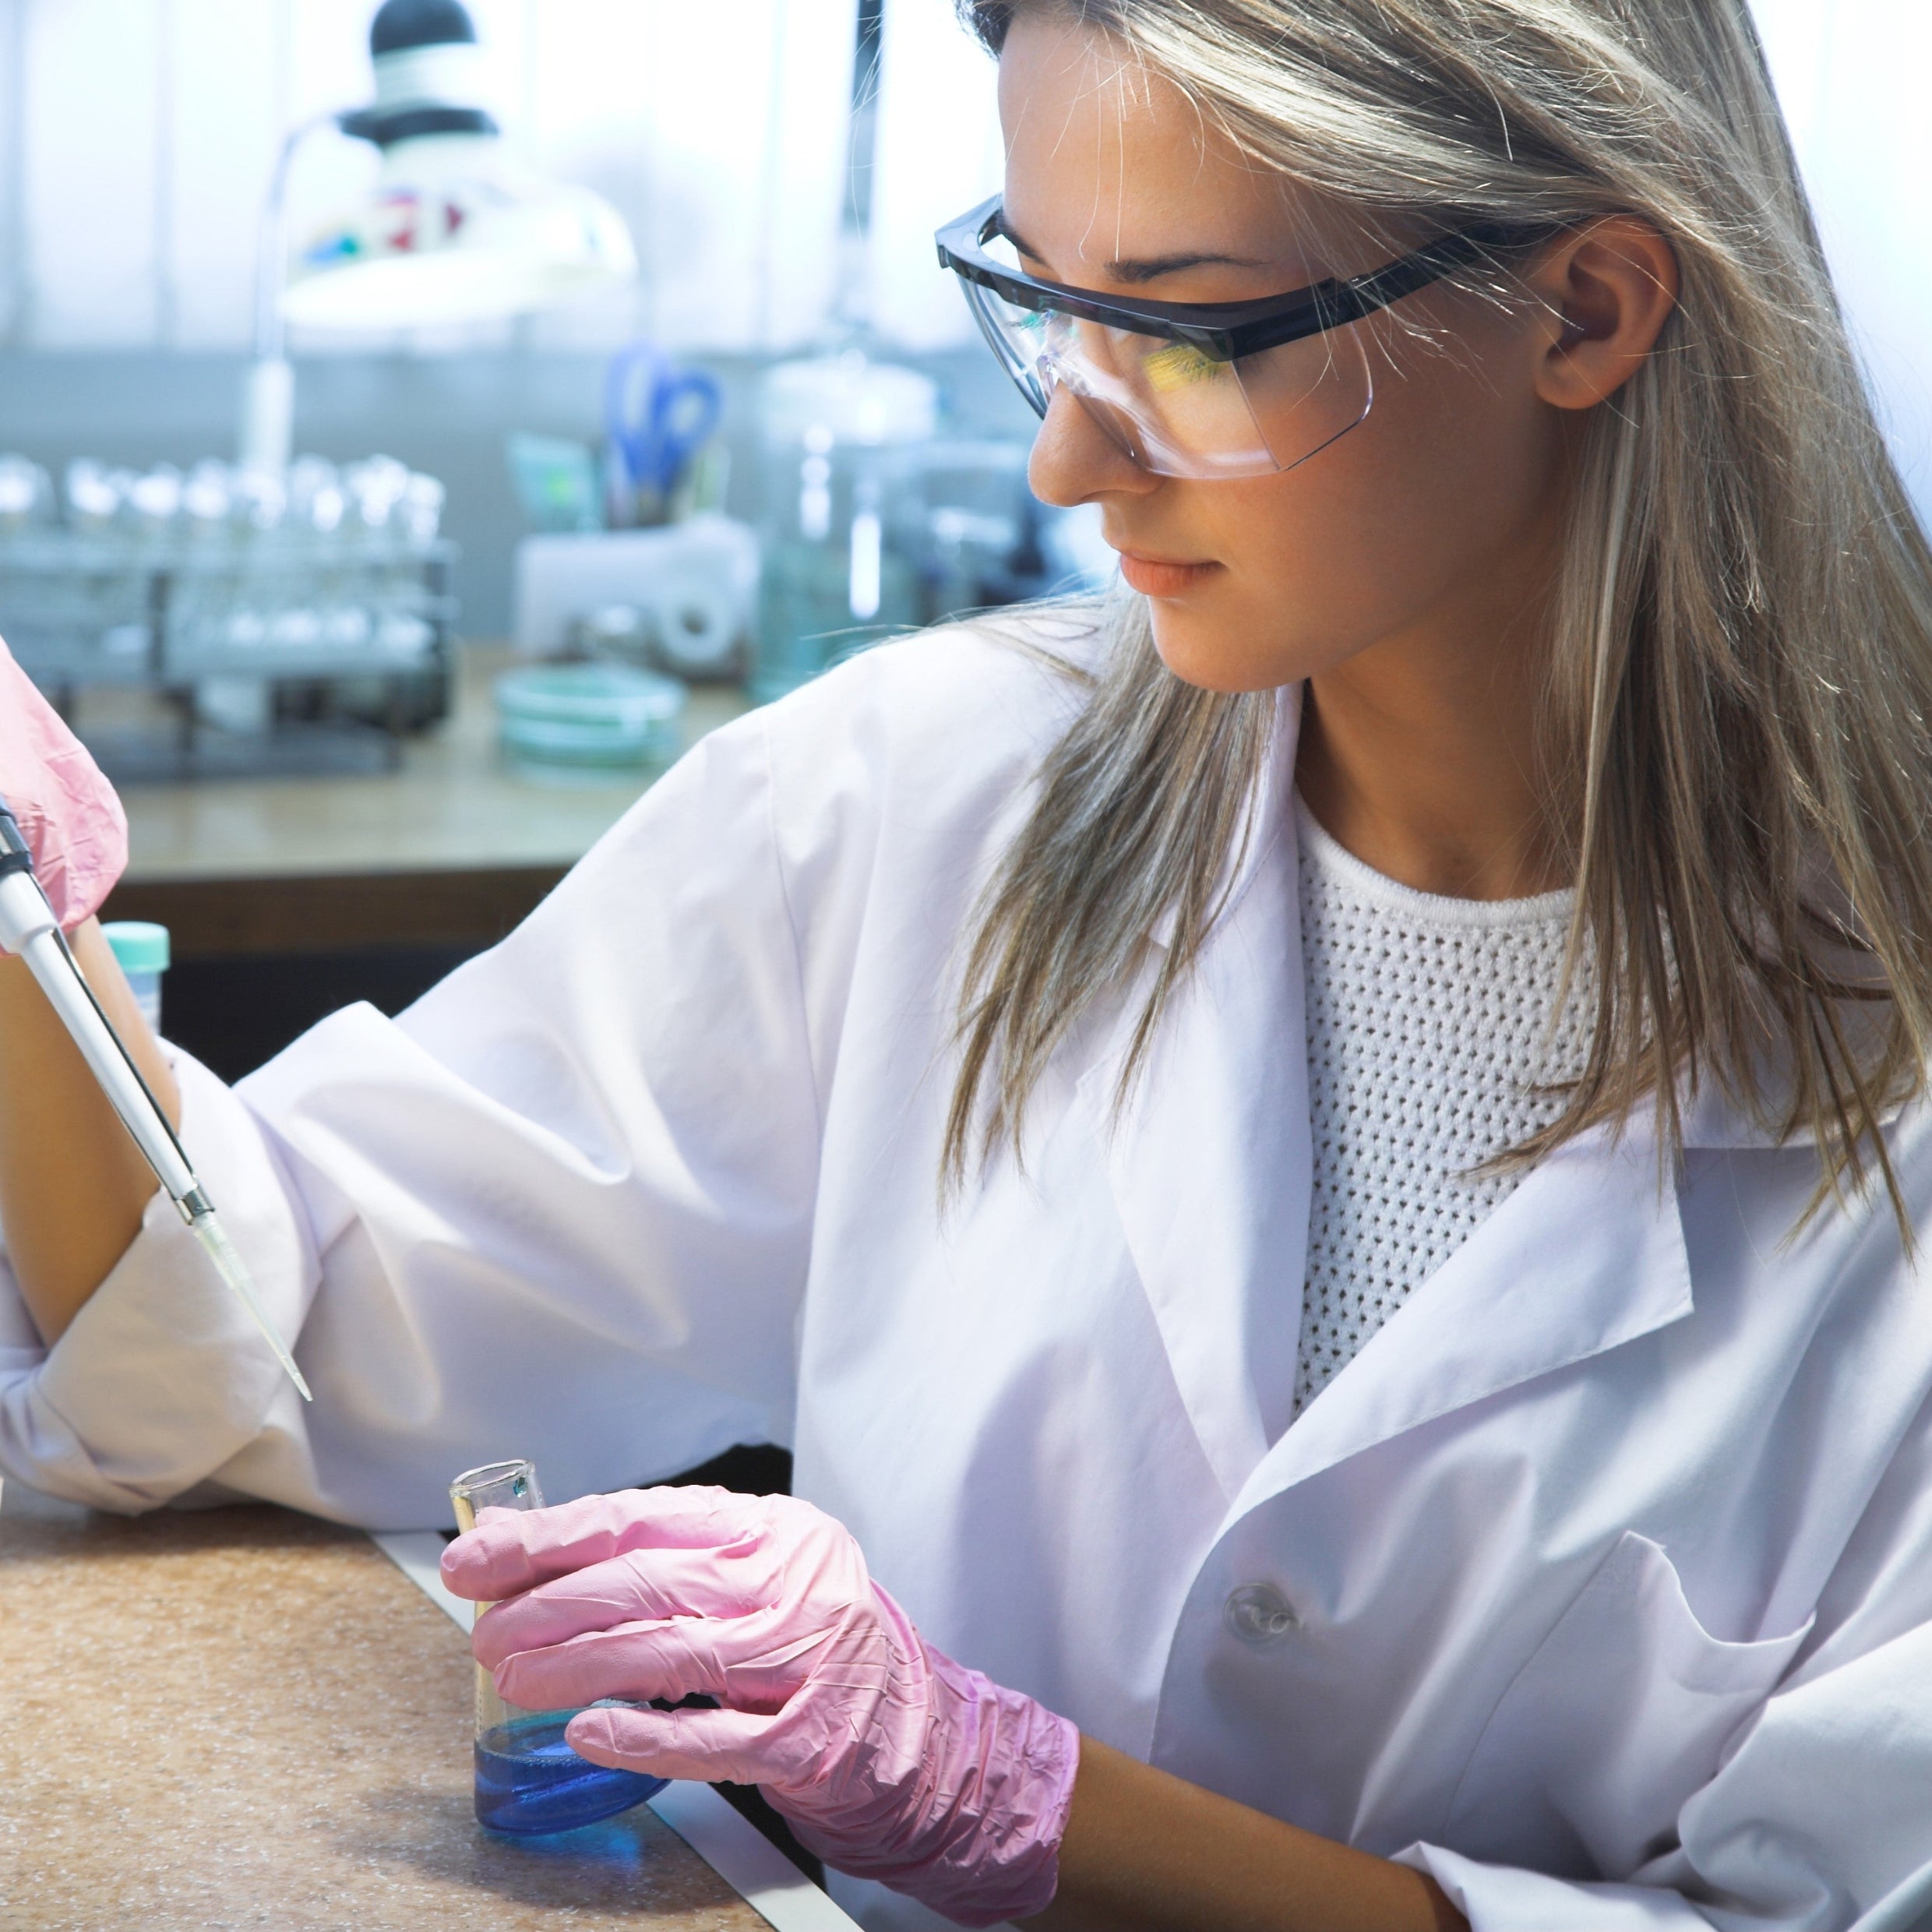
512,515,758,680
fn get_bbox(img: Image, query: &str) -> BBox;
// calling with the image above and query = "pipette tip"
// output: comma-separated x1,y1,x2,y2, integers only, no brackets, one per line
190,1208,313,1401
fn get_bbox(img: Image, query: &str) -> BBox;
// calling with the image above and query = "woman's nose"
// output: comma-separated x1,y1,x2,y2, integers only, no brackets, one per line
1027,385,1158,508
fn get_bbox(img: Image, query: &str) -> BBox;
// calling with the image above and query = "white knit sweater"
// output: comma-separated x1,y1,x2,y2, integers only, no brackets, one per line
1293,798,1590,1416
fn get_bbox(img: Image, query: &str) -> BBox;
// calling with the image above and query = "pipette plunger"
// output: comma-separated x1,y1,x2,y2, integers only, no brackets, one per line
0,795,311,1399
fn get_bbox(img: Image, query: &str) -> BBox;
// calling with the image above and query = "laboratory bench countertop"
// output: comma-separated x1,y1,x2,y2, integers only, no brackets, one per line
101,649,748,960
0,1489,779,1931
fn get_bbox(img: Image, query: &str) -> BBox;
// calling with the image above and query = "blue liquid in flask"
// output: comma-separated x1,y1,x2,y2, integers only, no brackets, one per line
474,1714,667,1835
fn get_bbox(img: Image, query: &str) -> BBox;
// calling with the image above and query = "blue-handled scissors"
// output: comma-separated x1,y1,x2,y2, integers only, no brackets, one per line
605,340,724,502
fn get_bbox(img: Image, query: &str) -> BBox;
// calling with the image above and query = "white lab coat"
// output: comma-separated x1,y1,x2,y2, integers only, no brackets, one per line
4,618,1932,1932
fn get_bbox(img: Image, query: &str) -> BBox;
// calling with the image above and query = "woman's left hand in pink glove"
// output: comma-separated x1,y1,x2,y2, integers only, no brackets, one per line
442,1485,1080,1927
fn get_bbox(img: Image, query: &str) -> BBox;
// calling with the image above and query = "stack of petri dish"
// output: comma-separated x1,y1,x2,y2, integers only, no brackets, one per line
493,662,686,780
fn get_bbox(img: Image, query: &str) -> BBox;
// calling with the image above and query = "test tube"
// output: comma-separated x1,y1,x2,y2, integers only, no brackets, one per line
450,1458,667,1835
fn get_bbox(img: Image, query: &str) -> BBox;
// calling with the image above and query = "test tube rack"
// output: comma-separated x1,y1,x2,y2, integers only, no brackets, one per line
0,531,458,782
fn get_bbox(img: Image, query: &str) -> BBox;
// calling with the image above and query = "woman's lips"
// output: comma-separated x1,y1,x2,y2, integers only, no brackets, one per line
1116,551,1218,598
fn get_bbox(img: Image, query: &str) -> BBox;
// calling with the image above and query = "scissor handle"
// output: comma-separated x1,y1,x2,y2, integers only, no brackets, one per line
605,343,665,457
652,368,723,458
606,345,724,498
633,369,723,500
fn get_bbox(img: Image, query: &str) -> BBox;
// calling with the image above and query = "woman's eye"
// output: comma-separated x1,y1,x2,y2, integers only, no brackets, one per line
1141,341,1232,392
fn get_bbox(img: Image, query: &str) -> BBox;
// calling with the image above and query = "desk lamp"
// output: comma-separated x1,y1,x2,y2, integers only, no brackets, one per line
239,0,638,474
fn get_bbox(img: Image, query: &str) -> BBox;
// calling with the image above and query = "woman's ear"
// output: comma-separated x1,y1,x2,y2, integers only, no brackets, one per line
1526,216,1680,411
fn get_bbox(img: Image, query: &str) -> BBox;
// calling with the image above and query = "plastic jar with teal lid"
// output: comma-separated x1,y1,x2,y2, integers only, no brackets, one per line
102,921,171,1031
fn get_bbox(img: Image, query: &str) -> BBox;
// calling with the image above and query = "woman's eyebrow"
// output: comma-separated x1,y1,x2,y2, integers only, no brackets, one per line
1103,249,1270,284
999,217,1265,284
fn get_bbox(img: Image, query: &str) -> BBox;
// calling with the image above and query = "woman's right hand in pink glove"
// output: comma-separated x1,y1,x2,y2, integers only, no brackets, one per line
0,633,127,931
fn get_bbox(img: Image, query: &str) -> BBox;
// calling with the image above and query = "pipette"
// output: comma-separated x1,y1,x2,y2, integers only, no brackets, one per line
0,795,312,1400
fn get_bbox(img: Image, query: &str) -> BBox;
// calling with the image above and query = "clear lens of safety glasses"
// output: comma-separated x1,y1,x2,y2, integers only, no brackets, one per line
964,276,1373,480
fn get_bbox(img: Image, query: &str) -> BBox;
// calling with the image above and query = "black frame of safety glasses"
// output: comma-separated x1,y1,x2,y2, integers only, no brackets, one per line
936,195,1546,363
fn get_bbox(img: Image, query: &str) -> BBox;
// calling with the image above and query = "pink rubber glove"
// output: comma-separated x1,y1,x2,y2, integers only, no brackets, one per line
0,634,126,930
442,1486,1080,1927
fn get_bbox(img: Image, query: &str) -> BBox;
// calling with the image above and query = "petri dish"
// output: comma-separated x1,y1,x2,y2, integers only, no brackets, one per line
494,662,686,775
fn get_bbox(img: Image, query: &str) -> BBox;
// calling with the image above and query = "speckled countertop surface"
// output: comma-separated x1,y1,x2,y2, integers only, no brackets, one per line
0,1490,771,1930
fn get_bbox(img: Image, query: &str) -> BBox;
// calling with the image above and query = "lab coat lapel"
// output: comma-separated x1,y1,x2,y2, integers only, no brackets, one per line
1228,1126,1695,1519
1077,689,1311,1501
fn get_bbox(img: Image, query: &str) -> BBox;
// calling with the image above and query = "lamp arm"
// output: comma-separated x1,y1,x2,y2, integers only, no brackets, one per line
252,111,347,364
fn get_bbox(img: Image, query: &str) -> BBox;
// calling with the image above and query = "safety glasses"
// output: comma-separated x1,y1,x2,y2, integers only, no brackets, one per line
936,196,1535,481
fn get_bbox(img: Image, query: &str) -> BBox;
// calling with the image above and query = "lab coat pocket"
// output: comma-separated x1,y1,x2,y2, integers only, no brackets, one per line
1443,1530,1814,1881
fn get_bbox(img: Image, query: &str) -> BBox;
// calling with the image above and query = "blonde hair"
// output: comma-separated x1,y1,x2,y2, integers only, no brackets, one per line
943,0,1932,1229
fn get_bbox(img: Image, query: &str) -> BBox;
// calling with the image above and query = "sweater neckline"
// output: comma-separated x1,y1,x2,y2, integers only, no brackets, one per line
1294,792,1576,932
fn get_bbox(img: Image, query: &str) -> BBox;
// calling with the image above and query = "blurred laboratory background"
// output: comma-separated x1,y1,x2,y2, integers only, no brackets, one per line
0,0,1922,1081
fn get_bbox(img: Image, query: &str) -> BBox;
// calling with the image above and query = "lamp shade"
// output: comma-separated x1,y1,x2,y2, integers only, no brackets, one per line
281,134,637,330
278,0,636,333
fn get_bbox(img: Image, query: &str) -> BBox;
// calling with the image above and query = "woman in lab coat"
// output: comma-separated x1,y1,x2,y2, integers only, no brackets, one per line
7,0,1932,1927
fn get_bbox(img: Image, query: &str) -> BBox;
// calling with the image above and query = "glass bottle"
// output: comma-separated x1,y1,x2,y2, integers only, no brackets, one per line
450,1458,667,1835
751,350,936,703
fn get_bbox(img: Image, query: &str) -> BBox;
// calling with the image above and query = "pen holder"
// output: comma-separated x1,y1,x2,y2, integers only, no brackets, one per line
450,1458,667,1835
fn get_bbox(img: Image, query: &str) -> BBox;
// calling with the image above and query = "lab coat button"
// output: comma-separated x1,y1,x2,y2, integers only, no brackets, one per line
1224,1583,1299,1645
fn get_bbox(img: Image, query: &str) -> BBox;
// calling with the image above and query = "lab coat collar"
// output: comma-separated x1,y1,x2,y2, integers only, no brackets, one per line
1077,684,1309,1500
1228,1123,1694,1520
1085,681,1698,1507
1144,683,1302,956
1675,1067,1902,1151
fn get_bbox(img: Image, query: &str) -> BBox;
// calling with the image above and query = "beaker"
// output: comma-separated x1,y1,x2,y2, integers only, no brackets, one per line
450,1458,667,1835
